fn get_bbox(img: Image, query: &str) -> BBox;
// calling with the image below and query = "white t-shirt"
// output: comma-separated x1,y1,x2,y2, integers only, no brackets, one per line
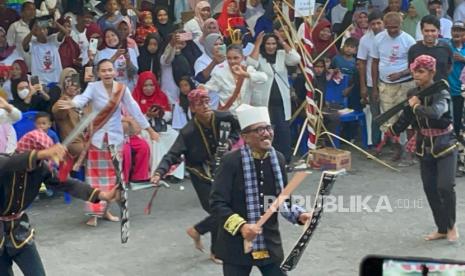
370,30,416,84
0,49,23,66
71,25,90,65
29,34,63,84
454,2,465,22
415,18,452,41
357,30,375,87
331,4,348,26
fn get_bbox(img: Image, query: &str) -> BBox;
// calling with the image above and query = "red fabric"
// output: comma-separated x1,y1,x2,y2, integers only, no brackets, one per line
12,59,28,79
135,25,158,45
16,129,54,153
59,37,81,68
311,19,337,59
132,71,171,113
217,0,243,36
85,23,103,41
410,54,436,72
122,136,150,182
86,144,116,216
405,125,453,153
188,88,209,107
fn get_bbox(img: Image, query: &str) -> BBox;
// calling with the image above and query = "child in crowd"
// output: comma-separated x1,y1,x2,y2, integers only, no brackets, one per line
172,76,195,130
330,37,359,80
35,111,60,143
135,11,158,46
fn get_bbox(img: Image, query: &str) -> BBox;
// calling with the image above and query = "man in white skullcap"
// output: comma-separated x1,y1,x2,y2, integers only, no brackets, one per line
210,104,311,276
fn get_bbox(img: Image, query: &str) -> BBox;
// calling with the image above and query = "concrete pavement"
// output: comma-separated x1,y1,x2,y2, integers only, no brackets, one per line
15,150,465,275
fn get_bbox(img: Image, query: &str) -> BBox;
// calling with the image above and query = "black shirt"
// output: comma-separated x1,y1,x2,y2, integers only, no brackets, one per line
408,41,453,81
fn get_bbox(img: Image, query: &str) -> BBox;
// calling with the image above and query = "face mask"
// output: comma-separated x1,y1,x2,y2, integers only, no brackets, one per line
18,88,30,100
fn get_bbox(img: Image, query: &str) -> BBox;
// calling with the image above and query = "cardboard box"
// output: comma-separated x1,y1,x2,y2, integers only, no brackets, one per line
310,147,351,171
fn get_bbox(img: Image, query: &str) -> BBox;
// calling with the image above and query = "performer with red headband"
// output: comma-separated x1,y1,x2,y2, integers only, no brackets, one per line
388,54,459,242
0,131,118,275
150,88,241,264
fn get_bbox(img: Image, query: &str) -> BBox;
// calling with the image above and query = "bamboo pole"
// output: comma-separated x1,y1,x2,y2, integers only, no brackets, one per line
293,117,309,156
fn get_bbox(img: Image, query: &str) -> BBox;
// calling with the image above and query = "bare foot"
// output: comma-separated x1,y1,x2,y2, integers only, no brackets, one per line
186,227,204,252
424,231,447,241
210,254,223,265
447,226,459,242
86,216,97,227
103,211,120,222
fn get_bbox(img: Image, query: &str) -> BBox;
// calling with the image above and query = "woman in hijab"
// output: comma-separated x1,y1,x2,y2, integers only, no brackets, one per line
194,33,224,83
184,1,211,41
3,59,27,102
51,68,87,158
133,71,184,179
216,0,245,36
153,6,176,41
349,10,369,40
402,0,429,38
117,17,139,56
95,28,139,90
138,33,163,78
311,19,338,59
196,18,220,52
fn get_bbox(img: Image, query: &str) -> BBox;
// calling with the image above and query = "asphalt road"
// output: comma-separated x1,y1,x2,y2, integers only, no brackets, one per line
14,150,465,275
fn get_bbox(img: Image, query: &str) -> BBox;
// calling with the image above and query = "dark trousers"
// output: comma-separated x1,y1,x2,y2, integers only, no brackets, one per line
368,87,381,145
190,174,218,254
420,151,457,233
269,105,291,164
451,96,464,137
0,243,45,276
223,262,287,276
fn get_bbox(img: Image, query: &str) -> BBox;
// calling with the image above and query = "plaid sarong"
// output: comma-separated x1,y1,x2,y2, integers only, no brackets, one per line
405,124,453,153
86,143,117,216
240,145,302,253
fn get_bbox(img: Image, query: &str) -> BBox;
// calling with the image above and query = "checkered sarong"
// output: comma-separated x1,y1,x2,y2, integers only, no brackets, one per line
240,145,301,252
405,124,453,153
86,144,116,216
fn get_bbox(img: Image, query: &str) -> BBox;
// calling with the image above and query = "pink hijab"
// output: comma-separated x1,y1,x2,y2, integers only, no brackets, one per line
194,1,211,27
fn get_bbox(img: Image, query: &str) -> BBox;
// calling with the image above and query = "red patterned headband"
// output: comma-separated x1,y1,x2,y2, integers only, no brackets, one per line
188,88,209,106
410,54,436,72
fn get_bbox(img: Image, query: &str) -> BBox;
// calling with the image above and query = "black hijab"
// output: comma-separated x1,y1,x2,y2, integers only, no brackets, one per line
11,77,31,112
153,6,176,42
138,33,163,78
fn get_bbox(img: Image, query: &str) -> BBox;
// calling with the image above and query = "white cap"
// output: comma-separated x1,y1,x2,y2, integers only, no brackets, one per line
236,104,270,130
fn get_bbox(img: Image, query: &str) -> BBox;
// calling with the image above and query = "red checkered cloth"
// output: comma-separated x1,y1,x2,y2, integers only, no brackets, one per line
85,144,118,216
405,125,453,153
16,129,54,153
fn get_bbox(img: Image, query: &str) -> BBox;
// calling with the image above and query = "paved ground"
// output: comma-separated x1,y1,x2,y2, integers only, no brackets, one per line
13,149,465,275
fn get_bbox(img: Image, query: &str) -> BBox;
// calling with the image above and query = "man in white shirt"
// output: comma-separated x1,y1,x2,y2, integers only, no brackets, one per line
454,0,465,22
358,10,384,147
6,2,35,70
70,9,94,66
22,17,69,85
415,0,452,40
371,12,416,162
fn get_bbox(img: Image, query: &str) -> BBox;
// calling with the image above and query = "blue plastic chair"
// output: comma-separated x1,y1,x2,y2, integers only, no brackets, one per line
325,76,368,149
